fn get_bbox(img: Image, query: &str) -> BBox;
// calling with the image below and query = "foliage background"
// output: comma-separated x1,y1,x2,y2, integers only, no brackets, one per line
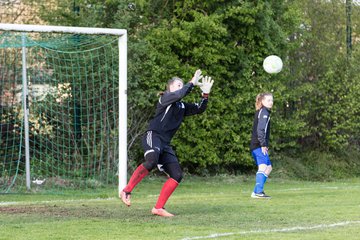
1,0,360,179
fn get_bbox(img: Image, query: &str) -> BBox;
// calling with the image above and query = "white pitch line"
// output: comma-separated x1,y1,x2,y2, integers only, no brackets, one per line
181,221,360,240
0,197,115,206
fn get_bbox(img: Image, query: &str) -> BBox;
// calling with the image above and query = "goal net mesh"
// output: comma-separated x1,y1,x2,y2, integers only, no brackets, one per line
0,31,120,192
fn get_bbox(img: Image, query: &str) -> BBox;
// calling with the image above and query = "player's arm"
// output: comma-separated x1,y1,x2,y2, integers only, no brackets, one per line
184,96,208,116
184,76,214,116
257,108,269,148
159,69,203,106
159,83,194,106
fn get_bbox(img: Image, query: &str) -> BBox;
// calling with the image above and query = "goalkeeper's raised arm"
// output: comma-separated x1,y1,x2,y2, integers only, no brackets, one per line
158,69,203,107
184,75,214,116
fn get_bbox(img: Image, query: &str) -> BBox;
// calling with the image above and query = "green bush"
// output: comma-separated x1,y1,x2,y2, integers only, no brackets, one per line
272,147,360,181
21,0,360,178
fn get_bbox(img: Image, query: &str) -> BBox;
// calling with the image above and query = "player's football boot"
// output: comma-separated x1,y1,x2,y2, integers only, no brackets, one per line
251,192,271,199
120,190,131,206
151,207,175,217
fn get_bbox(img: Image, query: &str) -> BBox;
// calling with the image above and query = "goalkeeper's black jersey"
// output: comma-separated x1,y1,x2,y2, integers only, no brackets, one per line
250,107,271,151
147,82,208,144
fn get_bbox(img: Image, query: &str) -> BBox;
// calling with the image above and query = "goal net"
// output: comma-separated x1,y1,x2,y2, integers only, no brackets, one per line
0,24,127,193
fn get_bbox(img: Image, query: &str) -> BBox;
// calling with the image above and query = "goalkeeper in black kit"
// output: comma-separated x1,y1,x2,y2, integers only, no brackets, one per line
120,69,214,217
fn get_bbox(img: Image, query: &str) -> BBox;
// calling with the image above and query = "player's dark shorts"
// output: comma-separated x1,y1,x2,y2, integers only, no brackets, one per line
142,131,178,167
251,147,272,166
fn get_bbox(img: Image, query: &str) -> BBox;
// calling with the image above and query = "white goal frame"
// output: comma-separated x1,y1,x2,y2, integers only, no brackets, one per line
0,23,128,194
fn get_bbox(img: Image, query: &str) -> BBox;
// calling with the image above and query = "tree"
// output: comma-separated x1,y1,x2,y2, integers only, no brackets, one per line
143,0,302,173
286,0,360,151
9,0,359,174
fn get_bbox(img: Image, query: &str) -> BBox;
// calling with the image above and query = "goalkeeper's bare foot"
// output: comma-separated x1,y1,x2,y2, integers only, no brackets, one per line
120,190,131,207
151,207,174,217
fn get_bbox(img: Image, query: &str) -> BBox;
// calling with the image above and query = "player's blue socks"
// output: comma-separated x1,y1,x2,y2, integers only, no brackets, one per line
254,171,268,193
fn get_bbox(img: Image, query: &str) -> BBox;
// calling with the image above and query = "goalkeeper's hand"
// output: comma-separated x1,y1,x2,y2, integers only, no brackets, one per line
190,69,203,86
199,76,214,94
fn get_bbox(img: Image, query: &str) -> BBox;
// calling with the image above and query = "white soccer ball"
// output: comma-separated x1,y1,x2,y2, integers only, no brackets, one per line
263,55,283,74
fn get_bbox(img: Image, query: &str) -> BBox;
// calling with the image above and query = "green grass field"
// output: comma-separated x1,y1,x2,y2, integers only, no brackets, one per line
1,176,359,240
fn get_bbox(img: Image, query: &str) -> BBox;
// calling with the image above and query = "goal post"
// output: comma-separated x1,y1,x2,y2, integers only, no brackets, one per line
0,23,127,193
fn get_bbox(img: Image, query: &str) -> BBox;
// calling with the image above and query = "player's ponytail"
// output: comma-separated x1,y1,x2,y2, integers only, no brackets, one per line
255,92,273,110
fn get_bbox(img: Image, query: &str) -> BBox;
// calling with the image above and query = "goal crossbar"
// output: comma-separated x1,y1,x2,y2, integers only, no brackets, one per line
0,23,128,194
0,23,127,36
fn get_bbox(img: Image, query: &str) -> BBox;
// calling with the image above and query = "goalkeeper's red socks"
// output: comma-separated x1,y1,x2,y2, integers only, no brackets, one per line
154,178,179,209
122,167,178,217
123,164,149,193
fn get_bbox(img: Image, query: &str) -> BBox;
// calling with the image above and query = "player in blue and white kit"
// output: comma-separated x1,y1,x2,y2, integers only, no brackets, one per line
250,92,273,199
120,69,214,217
